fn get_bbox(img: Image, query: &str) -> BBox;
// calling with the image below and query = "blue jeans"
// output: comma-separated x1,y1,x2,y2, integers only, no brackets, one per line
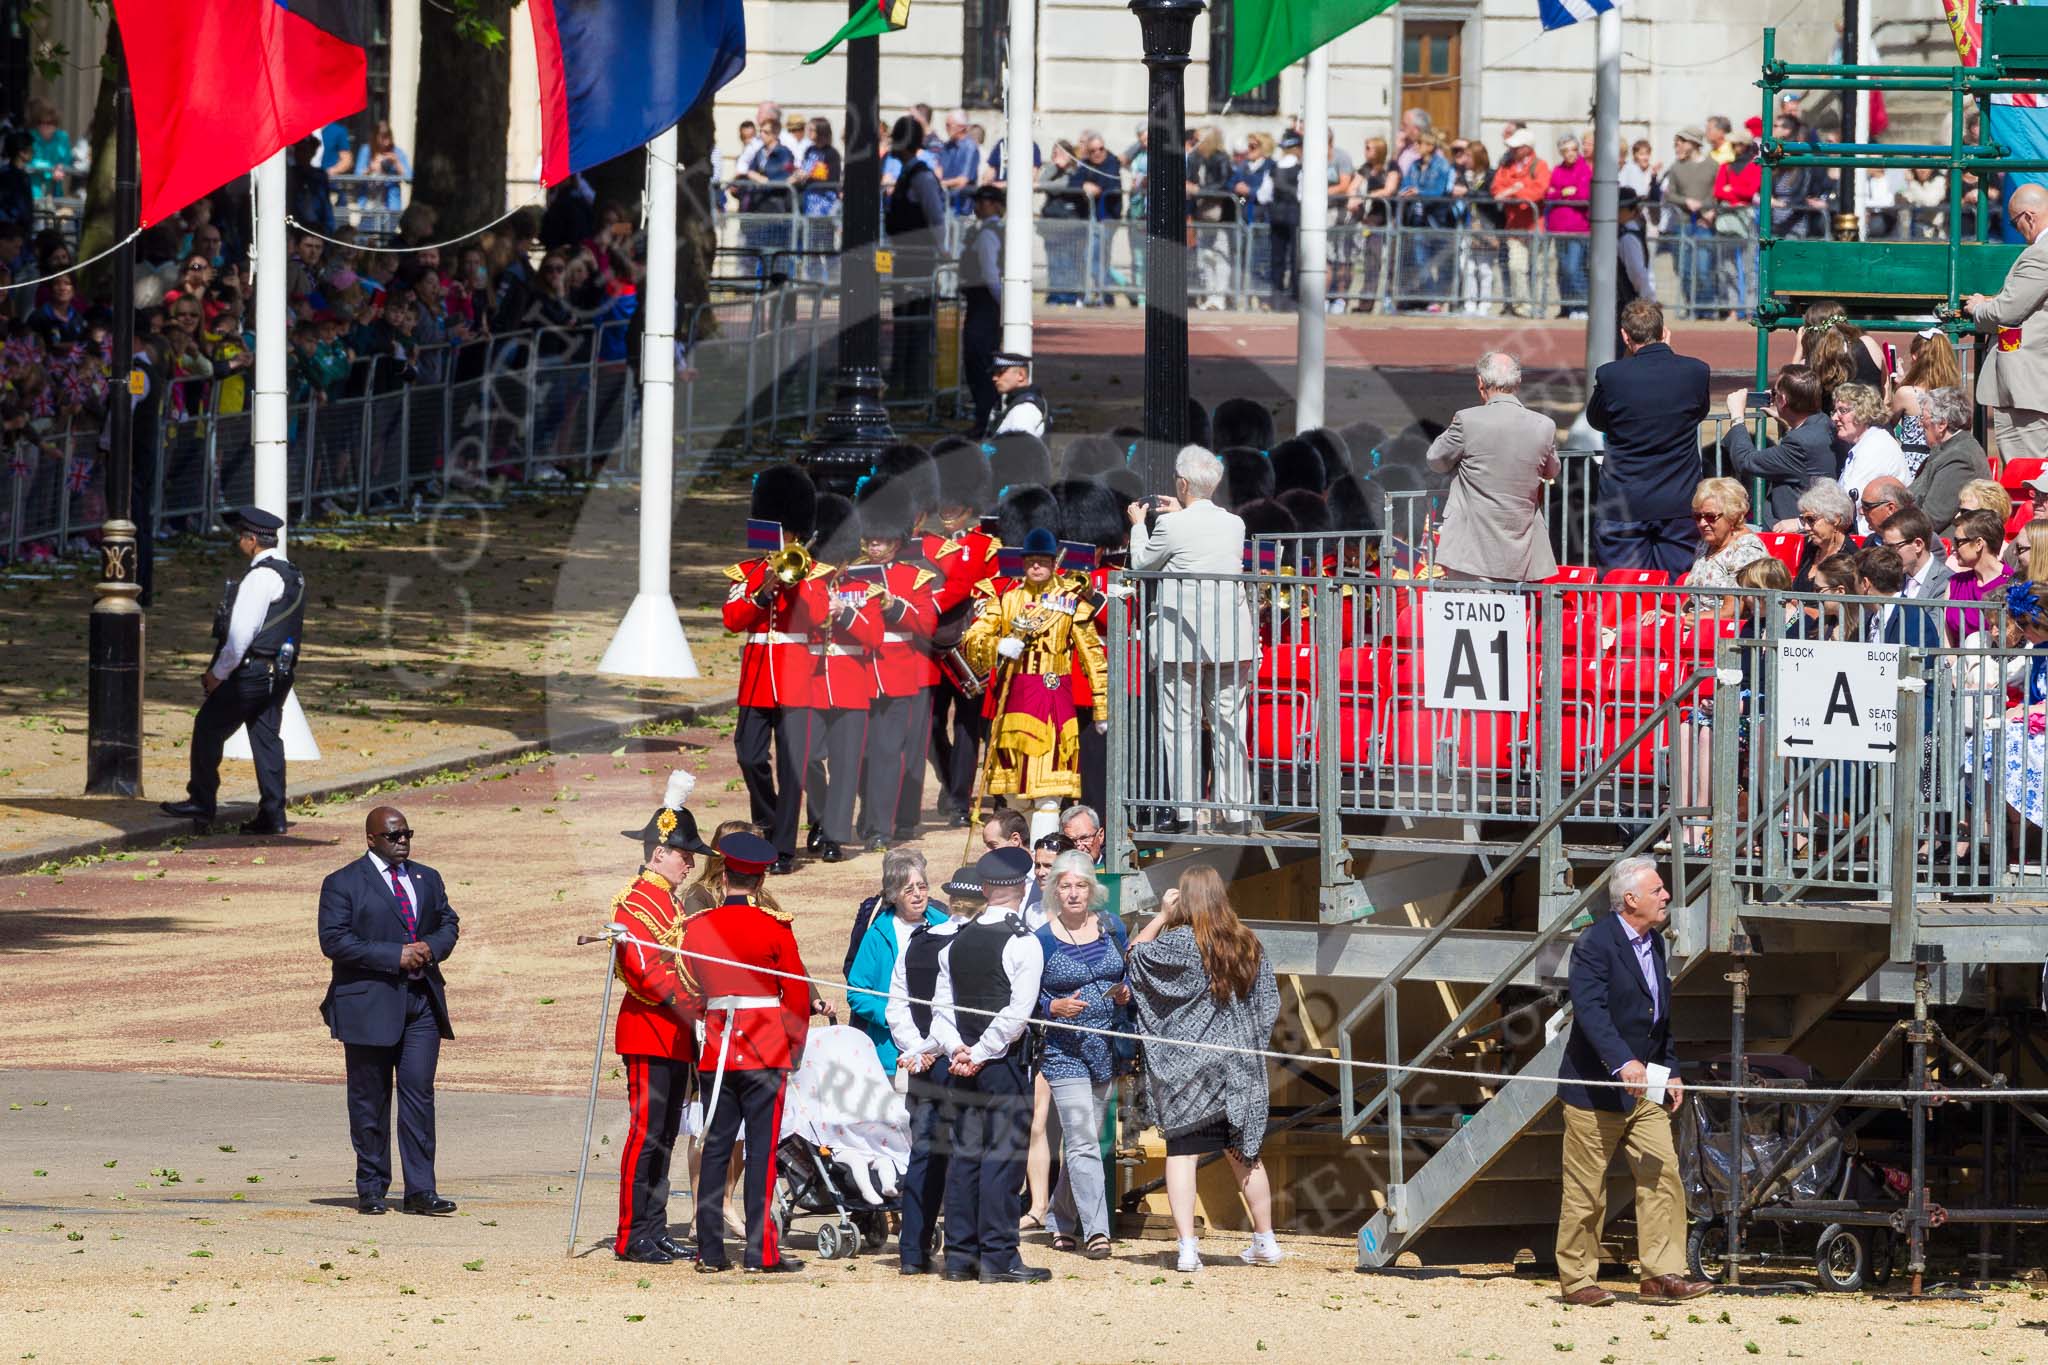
1679,221,1720,316
1554,235,1589,312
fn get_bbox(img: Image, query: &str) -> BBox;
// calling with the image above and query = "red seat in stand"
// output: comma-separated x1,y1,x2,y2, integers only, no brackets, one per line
2000,457,2048,494
1759,532,1804,577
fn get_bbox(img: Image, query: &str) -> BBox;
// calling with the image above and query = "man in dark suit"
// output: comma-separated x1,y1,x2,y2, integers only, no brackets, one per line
1555,857,1710,1307
319,805,460,1216
1856,543,1942,647
1724,364,1836,525
1586,301,1710,575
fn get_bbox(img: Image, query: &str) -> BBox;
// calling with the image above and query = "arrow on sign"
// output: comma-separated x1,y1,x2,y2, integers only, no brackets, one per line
1783,737,1814,748
1867,742,1897,753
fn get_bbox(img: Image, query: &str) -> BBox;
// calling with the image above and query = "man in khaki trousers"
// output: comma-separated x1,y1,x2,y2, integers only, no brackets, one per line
1553,857,1712,1307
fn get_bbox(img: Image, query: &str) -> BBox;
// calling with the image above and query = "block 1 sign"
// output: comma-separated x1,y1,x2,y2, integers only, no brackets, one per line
1772,640,1901,763
1422,591,1529,712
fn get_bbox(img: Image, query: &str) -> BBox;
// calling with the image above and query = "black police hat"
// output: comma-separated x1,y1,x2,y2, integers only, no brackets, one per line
623,769,715,855
975,846,1033,887
226,505,285,534
991,350,1032,373
941,864,986,899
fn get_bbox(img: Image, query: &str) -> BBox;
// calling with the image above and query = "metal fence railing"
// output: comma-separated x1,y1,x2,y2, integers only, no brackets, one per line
2,287,969,562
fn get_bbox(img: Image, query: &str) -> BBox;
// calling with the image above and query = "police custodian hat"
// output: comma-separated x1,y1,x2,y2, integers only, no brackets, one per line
623,769,715,855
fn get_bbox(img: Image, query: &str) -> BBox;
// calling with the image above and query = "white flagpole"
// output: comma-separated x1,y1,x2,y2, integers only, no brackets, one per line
1002,0,1038,356
599,124,699,680
1296,47,1330,432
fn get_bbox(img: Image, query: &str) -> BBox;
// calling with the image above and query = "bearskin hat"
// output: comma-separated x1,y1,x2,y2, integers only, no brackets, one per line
1219,447,1275,510
930,436,994,516
750,463,817,542
1102,465,1144,504
1060,434,1125,482
855,472,920,542
1340,420,1387,470
1211,397,1276,453
989,432,1054,495
1052,478,1127,554
1372,462,1423,494
1269,437,1328,497
811,492,861,563
995,483,1061,548
1301,426,1351,482
1235,497,1297,540
1277,488,1333,537
1325,473,1386,534
869,441,939,520
1184,397,1213,451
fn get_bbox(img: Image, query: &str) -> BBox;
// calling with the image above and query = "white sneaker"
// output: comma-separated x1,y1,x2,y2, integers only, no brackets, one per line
1175,1238,1203,1273
1240,1234,1284,1266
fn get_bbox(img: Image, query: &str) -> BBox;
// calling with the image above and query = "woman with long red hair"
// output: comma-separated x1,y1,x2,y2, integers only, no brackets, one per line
1125,866,1281,1273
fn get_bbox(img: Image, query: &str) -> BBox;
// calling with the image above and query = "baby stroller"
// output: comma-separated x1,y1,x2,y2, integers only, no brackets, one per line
771,1025,913,1260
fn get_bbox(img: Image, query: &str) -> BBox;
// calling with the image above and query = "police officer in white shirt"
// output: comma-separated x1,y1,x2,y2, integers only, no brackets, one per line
160,506,306,834
988,352,1050,440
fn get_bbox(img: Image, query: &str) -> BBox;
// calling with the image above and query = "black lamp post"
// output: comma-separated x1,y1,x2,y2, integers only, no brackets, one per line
86,26,143,797
1833,0,1860,240
1130,0,1203,494
803,7,897,496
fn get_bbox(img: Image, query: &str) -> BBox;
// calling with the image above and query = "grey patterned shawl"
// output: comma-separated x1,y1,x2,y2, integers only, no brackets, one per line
1125,924,1281,1161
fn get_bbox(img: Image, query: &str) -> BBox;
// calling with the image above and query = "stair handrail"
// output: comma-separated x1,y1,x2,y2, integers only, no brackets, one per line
1338,669,1713,1137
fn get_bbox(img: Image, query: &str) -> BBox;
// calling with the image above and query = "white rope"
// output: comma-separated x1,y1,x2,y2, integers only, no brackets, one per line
594,927,2047,1105
285,200,545,255
0,226,145,292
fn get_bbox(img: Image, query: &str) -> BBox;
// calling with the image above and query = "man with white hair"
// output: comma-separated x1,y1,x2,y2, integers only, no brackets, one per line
1427,351,1561,581
1127,446,1257,835
938,109,983,215
1966,182,2048,460
1554,857,1710,1308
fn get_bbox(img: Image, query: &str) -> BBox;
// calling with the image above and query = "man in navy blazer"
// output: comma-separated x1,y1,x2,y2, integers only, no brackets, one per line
1555,857,1710,1307
1586,301,1711,575
319,805,460,1216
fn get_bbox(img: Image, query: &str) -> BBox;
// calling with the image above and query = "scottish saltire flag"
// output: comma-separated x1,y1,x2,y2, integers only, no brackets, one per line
1941,0,2048,237
529,0,746,184
1538,0,1619,31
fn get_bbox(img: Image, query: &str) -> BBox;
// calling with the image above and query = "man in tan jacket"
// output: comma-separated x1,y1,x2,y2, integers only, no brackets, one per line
1967,182,2048,460
1427,350,1562,582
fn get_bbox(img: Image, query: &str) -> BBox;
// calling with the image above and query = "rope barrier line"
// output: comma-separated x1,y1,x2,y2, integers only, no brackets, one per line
0,226,145,292
588,927,2048,1105
285,201,547,255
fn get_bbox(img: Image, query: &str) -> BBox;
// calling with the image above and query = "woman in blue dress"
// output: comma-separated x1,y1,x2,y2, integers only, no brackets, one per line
1991,580,2048,836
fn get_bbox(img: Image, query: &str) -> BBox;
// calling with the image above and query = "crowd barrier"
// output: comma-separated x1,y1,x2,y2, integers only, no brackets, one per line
1106,565,2048,900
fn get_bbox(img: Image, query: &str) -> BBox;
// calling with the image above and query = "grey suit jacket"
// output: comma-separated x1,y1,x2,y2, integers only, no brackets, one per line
1908,430,1992,532
1974,233,2048,412
1129,496,1257,663
1426,394,1561,581
1906,556,1954,602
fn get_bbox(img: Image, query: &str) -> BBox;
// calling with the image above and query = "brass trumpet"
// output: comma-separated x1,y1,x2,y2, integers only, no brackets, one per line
765,540,814,586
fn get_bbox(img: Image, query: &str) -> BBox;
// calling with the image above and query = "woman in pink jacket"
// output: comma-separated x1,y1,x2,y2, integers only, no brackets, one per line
1543,136,1593,319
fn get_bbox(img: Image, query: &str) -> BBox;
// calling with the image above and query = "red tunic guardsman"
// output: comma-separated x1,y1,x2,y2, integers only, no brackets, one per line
796,535,885,863
611,770,715,1266
682,832,814,1274
722,464,822,873
851,481,942,850
921,447,1001,826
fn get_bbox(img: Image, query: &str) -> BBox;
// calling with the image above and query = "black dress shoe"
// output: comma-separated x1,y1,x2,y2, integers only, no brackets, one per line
745,1256,803,1274
900,1263,932,1276
820,840,844,864
980,1264,1051,1284
356,1197,388,1215
159,800,212,820
239,819,288,836
940,1266,978,1282
617,1240,674,1265
694,1260,730,1274
1152,818,1191,835
655,1235,691,1259
806,826,824,854
864,836,889,854
951,812,972,828
769,856,796,876
401,1193,457,1215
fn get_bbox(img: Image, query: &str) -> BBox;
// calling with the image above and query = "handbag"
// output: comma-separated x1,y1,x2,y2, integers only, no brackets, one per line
1713,206,1753,238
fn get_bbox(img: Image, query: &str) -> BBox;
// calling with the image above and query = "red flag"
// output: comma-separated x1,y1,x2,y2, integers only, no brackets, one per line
110,0,369,225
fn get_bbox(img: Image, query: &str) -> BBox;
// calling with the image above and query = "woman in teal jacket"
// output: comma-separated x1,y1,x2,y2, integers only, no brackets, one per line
846,850,947,1072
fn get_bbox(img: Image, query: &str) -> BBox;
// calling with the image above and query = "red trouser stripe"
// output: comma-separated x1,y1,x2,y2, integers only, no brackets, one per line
760,1080,787,1265
615,1056,649,1254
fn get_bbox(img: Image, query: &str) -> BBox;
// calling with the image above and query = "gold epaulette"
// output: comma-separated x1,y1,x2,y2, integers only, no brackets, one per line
932,538,962,559
971,578,1001,600
755,903,796,924
723,563,747,583
911,567,937,591
806,561,834,581
864,582,886,600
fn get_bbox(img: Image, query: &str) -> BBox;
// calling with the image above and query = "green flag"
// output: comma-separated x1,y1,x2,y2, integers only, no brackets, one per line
804,0,912,65
1230,0,1398,95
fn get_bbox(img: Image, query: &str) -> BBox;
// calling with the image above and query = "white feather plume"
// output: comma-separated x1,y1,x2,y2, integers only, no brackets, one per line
663,769,697,809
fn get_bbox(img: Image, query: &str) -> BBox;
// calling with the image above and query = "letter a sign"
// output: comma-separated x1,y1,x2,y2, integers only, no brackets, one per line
1422,591,1529,712
1773,640,1902,763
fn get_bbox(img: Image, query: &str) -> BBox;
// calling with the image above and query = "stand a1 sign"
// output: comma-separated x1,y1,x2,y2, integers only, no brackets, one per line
1422,590,1530,713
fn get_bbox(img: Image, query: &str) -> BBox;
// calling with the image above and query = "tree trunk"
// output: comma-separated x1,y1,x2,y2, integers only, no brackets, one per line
75,43,117,300
410,0,513,232
674,100,717,322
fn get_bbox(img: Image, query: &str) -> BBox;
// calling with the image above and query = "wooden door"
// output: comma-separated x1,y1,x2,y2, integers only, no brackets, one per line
1401,21,1463,139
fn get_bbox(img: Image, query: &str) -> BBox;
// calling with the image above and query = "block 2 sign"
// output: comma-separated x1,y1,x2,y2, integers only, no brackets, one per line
1422,591,1529,712
1773,640,1902,763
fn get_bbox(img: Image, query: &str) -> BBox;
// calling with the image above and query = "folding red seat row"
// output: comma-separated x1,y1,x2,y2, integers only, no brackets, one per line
1758,532,1803,577
2000,456,2047,494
